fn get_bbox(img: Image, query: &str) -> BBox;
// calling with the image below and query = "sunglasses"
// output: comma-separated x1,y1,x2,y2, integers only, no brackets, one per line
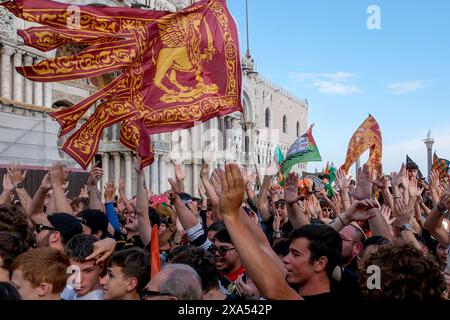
140,290,171,300
35,224,57,233
209,245,235,257
275,203,286,209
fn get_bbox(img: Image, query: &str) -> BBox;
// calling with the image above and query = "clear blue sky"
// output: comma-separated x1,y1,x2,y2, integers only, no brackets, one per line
228,0,450,176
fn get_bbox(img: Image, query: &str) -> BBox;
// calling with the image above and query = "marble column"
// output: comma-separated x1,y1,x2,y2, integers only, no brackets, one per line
101,152,110,197
43,82,52,107
1,45,13,99
24,55,33,104
150,154,159,194
112,152,121,191
158,155,167,193
12,51,23,102
124,152,133,198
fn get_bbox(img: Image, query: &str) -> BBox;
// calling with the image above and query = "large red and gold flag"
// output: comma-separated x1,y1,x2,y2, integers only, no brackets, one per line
340,115,382,173
2,0,242,169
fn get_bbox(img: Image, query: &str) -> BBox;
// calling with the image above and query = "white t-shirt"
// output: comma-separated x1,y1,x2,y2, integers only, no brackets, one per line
61,286,104,300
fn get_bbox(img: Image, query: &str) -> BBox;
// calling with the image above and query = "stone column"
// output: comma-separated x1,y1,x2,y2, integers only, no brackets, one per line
159,154,167,193
124,152,133,198
112,152,121,190
101,152,110,197
33,56,43,106
24,55,33,104
43,82,52,107
1,45,13,99
12,50,23,102
151,154,159,194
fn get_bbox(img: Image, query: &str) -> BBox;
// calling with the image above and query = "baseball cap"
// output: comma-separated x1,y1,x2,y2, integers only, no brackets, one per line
78,209,108,236
178,192,193,204
47,213,83,244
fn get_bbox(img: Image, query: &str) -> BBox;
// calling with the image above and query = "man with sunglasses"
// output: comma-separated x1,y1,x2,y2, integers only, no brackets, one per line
35,213,83,251
263,199,293,245
212,228,245,296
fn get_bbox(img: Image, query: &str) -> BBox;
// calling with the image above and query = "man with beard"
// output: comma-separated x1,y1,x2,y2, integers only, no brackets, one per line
35,212,82,251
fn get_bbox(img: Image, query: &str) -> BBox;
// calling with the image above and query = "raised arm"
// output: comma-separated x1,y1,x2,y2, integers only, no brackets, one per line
220,164,301,300
284,172,310,228
200,163,219,207
135,156,152,247
257,162,278,222
86,165,104,211
392,198,422,251
168,178,198,230
0,173,14,206
28,173,52,225
424,192,450,246
7,163,32,214
372,164,393,211
335,169,352,211
173,161,186,193
49,163,73,214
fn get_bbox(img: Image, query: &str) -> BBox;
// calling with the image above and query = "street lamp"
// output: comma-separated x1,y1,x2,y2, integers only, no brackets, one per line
423,130,435,180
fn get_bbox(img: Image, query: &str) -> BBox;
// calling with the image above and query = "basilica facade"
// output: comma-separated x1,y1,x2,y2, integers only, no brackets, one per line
0,0,308,197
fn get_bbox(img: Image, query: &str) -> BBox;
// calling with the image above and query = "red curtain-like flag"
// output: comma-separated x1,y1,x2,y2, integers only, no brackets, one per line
340,115,382,173
150,224,160,277
2,0,242,169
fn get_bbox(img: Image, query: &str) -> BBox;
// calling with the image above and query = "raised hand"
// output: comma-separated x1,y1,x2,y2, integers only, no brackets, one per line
200,162,210,178
39,173,52,192
353,163,373,200
273,212,281,233
330,193,342,214
305,195,321,218
372,164,389,189
392,198,414,228
118,177,126,196
429,169,439,189
265,161,278,176
343,199,379,222
284,172,301,205
219,164,245,219
211,169,223,196
408,178,424,199
335,169,351,190
2,173,14,192
49,162,68,186
87,163,103,187
381,205,395,225
104,180,116,203
7,163,27,188
86,238,116,264
174,162,186,181
241,167,256,186
390,163,406,188
168,178,179,194
79,185,89,198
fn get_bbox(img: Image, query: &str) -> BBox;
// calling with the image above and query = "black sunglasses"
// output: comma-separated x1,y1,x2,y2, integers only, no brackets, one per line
35,224,57,233
140,290,171,300
209,245,235,257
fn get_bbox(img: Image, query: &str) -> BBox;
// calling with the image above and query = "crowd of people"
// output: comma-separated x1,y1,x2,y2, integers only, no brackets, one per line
0,156,449,301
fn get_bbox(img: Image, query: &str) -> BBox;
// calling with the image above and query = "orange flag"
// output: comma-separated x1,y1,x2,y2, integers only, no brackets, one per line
340,115,382,173
150,224,160,277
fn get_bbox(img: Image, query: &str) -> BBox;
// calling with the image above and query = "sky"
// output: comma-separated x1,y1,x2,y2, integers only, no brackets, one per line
227,0,450,176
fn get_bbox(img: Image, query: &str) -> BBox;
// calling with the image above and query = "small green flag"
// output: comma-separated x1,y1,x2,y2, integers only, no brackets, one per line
281,125,322,177
274,145,285,164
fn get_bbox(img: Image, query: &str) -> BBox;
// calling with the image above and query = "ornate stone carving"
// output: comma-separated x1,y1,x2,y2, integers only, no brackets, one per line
0,7,15,38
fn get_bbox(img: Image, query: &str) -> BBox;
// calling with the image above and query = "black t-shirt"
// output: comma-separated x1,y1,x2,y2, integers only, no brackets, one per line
330,266,361,301
114,231,146,251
